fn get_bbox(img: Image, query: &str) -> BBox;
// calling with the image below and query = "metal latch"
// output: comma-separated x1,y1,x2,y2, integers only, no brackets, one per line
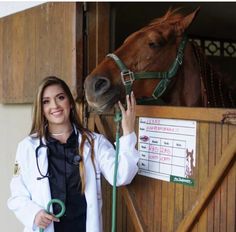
221,112,236,124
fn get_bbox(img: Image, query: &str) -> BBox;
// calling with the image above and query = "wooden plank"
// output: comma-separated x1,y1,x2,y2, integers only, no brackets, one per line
97,3,110,62
153,180,162,232
22,9,36,102
144,178,154,231
167,183,175,232
136,105,236,123
87,2,110,73
174,184,184,231
121,186,147,232
116,188,124,232
226,162,236,232
176,131,236,232
63,2,77,97
197,122,209,231
121,194,127,232
214,124,222,232
101,178,112,231
220,178,227,232
2,12,25,102
198,210,208,232
126,209,136,232
35,2,76,91
227,125,236,232
75,2,84,100
207,123,216,232
161,182,168,232
219,124,229,232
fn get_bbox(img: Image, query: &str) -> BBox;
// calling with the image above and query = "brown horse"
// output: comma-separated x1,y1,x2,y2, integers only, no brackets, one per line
84,8,236,112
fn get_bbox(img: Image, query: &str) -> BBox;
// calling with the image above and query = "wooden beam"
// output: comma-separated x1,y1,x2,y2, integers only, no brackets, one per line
136,105,236,123
176,131,236,232
90,106,236,124
122,186,147,232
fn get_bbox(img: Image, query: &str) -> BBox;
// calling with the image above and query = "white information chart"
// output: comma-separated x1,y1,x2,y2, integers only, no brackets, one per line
138,117,197,186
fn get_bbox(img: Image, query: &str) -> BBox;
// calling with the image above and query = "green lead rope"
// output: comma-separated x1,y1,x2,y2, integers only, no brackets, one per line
39,199,65,232
111,110,122,232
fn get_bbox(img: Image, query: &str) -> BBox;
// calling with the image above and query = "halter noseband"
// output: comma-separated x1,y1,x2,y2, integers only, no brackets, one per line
107,35,188,104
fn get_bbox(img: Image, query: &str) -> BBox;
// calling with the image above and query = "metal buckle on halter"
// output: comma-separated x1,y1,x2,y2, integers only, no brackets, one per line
176,50,184,65
121,70,134,85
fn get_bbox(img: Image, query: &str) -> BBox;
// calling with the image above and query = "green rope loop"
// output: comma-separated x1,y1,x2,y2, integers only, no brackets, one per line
39,199,65,232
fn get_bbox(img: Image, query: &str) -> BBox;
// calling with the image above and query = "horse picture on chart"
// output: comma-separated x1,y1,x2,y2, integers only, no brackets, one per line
84,8,236,112
185,149,195,178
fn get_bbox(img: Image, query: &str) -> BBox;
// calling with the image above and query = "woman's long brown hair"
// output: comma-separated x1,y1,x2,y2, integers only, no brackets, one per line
30,76,94,193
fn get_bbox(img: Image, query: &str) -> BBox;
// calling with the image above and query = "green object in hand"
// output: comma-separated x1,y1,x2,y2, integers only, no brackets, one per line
39,199,65,232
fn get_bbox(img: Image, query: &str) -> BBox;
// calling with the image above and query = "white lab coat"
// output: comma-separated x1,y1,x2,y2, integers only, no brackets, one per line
7,131,140,232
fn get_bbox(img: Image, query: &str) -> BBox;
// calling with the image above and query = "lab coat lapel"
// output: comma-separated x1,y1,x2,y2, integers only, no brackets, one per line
33,138,52,209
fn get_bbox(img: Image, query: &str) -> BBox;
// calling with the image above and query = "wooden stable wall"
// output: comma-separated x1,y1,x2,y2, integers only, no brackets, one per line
89,106,236,232
0,2,80,103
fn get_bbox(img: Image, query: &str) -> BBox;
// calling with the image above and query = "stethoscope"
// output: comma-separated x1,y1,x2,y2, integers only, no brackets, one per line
35,129,82,181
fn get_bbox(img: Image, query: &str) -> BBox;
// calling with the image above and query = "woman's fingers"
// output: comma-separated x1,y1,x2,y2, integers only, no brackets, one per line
46,213,59,222
131,91,136,111
126,94,131,111
117,92,136,136
118,101,125,114
34,209,59,229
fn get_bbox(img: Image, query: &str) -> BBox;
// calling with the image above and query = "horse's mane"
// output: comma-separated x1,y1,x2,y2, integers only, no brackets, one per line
192,41,236,108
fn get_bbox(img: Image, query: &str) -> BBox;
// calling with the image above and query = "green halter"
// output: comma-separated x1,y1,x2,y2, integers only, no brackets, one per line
107,35,188,104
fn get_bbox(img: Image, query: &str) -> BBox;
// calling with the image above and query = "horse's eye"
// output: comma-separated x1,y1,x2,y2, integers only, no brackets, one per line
148,42,159,49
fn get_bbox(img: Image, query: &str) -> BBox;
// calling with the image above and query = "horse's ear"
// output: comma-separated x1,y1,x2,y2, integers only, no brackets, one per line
175,7,200,35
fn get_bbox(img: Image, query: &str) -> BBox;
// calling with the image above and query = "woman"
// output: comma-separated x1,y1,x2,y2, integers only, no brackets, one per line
7,76,139,232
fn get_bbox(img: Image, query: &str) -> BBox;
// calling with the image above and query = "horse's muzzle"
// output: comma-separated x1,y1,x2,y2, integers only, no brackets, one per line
84,76,111,98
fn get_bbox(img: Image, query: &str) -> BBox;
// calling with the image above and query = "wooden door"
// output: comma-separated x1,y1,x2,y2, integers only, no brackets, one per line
88,106,236,232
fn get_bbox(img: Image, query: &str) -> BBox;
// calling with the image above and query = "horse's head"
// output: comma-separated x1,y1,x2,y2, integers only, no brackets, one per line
84,8,199,112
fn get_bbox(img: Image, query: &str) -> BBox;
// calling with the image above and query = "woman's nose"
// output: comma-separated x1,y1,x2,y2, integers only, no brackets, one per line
50,99,58,108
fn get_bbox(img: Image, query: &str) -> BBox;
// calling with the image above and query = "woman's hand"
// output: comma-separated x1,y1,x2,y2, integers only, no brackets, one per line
34,209,59,229
118,91,136,136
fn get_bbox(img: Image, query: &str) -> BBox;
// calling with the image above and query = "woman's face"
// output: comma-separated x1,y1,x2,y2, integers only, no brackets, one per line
42,84,71,128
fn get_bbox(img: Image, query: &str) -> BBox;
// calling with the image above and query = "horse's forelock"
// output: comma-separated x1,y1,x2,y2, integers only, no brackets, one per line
123,8,187,46
149,7,184,27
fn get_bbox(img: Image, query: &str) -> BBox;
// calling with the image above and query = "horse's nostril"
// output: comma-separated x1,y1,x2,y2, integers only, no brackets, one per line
94,78,110,93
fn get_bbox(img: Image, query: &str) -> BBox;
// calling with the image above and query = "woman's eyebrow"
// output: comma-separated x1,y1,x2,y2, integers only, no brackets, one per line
42,92,65,99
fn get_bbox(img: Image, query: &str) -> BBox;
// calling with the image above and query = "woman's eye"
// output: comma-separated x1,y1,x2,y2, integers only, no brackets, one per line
42,100,49,105
58,95,65,100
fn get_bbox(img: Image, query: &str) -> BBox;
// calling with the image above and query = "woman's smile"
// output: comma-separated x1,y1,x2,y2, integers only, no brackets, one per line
51,109,63,117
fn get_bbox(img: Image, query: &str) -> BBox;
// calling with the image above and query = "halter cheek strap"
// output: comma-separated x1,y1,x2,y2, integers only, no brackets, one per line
107,35,188,104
